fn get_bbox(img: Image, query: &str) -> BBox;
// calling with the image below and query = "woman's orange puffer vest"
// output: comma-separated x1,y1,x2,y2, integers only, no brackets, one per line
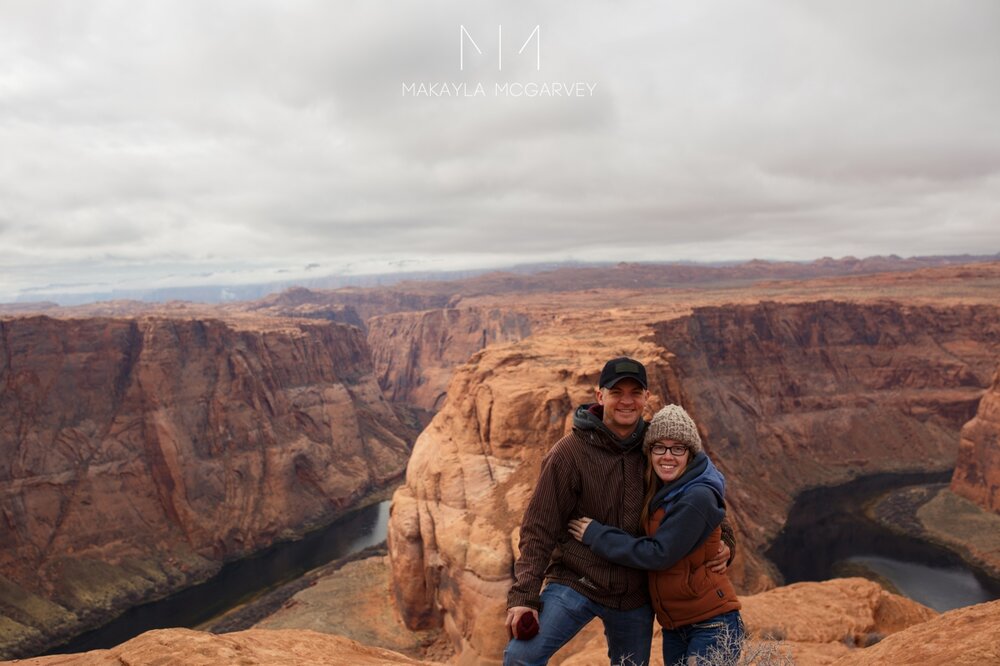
645,506,741,629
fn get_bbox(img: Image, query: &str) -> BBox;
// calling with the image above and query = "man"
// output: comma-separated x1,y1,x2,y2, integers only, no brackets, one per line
504,357,733,666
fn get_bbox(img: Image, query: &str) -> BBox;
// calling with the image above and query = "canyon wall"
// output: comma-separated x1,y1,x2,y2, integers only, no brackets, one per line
387,300,1000,663
0,315,414,658
951,366,1000,513
367,307,534,414
652,301,1000,585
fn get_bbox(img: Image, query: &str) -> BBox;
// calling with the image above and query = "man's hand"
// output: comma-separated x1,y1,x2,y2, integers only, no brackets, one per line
707,541,731,574
506,606,539,639
567,517,593,542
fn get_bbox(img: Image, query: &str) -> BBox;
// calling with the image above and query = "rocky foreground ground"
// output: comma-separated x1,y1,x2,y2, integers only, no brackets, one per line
5,576,997,665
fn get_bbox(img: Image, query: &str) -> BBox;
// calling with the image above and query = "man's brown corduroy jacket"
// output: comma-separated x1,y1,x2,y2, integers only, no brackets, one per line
507,404,650,611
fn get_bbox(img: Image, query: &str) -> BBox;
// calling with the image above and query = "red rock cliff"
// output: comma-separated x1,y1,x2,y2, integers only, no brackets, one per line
652,300,1000,584
0,315,413,658
951,366,1000,513
367,307,534,414
387,300,1000,663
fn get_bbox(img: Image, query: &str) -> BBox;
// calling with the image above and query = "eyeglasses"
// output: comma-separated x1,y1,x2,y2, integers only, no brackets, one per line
650,444,689,456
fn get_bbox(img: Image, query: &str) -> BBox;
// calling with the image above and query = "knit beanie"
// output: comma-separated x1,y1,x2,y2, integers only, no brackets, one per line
643,404,702,454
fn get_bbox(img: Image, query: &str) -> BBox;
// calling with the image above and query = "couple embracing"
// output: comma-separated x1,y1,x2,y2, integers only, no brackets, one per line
504,357,743,666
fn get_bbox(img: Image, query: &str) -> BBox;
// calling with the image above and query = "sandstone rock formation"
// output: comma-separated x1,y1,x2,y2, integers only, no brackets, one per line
0,315,414,658
0,578,951,666
388,329,676,662
740,578,935,665
557,578,936,666
951,366,1000,514
830,598,1000,665
386,300,1000,662
2,627,441,665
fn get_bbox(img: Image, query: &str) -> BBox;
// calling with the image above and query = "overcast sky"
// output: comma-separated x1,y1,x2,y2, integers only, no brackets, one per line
2,0,999,302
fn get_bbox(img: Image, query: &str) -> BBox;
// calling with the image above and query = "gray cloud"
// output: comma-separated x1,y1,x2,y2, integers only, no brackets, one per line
1,0,999,301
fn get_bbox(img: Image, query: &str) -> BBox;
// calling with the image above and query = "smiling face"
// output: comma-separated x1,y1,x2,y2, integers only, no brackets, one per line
650,439,690,483
597,377,648,438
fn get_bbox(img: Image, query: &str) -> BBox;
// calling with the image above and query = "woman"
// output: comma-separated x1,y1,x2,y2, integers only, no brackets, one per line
568,404,743,666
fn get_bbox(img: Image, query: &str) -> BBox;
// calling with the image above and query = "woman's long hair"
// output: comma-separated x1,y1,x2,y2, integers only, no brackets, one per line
639,449,663,530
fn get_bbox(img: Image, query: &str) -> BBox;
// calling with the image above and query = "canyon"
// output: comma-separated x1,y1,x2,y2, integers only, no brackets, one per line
383,267,1000,662
367,306,535,415
652,301,1000,588
2,259,1000,664
0,315,414,658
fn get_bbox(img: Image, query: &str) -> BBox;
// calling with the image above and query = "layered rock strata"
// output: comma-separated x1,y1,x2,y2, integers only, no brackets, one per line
0,315,413,658
367,307,534,413
652,301,1000,585
951,366,1000,513
387,300,1000,663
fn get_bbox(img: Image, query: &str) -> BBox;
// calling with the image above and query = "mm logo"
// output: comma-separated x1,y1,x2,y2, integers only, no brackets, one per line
460,25,540,71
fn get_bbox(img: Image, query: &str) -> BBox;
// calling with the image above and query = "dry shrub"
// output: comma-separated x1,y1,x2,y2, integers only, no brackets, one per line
694,623,795,666
611,623,796,665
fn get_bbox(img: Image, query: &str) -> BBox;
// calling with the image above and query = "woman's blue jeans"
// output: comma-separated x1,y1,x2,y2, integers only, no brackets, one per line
503,583,654,666
661,610,745,666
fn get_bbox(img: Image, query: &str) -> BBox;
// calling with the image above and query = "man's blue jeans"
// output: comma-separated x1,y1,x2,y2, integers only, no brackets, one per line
503,583,654,666
660,610,744,666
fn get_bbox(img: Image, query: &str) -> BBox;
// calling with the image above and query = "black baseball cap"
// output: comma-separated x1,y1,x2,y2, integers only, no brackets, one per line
599,357,648,389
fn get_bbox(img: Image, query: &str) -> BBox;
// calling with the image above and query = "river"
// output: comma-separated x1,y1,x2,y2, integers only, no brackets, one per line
766,472,1000,612
47,500,391,655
